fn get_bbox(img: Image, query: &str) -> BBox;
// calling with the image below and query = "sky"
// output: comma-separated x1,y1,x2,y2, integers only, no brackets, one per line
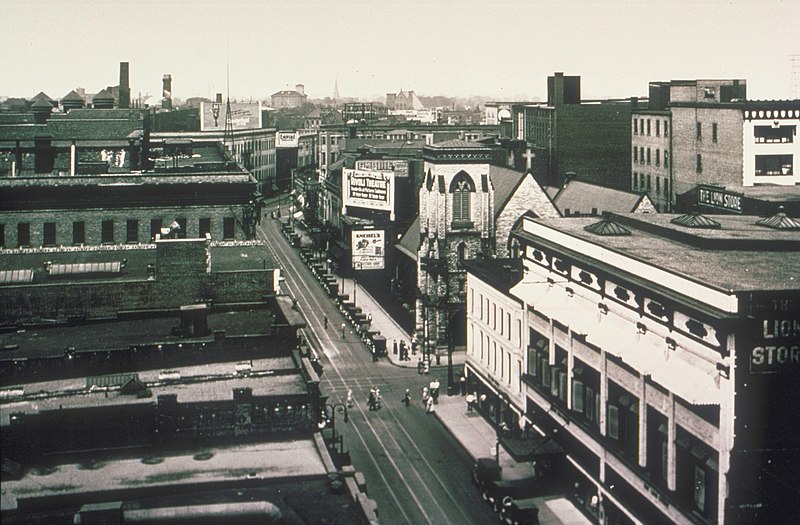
2,0,799,103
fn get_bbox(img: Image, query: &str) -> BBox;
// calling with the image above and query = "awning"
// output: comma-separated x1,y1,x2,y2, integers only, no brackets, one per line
500,435,565,463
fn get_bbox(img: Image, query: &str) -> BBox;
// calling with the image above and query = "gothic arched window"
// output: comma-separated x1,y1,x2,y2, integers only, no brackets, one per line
457,242,467,264
450,171,475,224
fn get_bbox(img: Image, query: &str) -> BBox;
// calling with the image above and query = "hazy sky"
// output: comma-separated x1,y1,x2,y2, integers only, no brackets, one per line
3,0,799,103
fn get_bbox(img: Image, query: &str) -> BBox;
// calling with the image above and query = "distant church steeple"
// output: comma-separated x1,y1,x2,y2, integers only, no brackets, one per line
333,78,340,101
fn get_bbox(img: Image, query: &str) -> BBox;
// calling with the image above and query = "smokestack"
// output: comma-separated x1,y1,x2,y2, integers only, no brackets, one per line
34,136,54,174
296,83,304,96
119,62,130,109
215,93,223,104
162,74,172,110
31,98,53,124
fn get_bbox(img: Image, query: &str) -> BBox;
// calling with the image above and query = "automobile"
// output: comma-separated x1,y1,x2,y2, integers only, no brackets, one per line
500,496,540,525
480,476,539,512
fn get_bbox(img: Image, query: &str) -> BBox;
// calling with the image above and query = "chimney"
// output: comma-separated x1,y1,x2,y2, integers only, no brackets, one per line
296,83,304,96
162,74,172,110
118,62,130,109
215,93,223,104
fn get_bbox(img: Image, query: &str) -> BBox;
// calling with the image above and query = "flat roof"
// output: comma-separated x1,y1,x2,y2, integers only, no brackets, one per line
1,440,326,512
0,242,277,283
1,359,304,424
521,213,800,293
0,308,279,359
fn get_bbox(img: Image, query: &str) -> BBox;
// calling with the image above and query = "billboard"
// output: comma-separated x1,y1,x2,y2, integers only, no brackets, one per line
355,159,409,178
200,101,262,131
352,229,384,270
276,131,299,148
343,168,394,213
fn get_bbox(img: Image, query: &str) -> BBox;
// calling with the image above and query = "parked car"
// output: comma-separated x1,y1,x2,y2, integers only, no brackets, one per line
500,496,540,525
481,476,539,512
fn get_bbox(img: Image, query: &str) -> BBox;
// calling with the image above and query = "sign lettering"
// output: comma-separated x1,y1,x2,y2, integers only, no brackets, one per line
750,318,800,373
698,187,743,213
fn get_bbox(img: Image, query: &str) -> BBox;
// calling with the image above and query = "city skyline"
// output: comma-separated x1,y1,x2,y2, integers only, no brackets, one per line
3,0,800,103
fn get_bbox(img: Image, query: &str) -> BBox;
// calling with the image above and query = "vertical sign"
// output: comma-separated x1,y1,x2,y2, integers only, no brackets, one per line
351,229,384,270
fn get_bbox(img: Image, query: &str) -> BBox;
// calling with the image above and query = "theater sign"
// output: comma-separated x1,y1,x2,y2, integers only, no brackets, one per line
343,168,395,217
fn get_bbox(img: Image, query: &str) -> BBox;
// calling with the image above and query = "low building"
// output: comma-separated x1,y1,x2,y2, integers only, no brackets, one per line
465,211,800,524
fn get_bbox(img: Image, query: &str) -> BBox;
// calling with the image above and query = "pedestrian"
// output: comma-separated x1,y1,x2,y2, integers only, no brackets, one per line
375,388,382,410
368,388,376,411
346,388,354,408
426,396,435,414
402,389,411,407
466,393,475,412
341,322,346,339
459,375,466,396
367,313,372,323
323,315,328,329
422,386,429,403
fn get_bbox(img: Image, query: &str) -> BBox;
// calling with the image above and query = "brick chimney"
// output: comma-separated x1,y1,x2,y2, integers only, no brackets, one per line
162,74,172,110
118,62,131,109
296,83,305,96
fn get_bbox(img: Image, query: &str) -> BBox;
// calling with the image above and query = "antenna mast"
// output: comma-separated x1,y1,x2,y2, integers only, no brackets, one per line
224,40,235,153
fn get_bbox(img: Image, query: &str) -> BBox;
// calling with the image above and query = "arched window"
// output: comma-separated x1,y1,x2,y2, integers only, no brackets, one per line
450,171,475,224
457,242,467,264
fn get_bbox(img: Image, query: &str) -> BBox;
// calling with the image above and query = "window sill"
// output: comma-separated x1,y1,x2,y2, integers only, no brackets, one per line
451,221,474,230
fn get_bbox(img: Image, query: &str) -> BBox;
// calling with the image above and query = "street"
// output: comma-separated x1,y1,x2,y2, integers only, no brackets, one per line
257,205,498,525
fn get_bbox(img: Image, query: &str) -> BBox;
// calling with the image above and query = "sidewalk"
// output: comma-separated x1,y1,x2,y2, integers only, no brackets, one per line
279,214,590,524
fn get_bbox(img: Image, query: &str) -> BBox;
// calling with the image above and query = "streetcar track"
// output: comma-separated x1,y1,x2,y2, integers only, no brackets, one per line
257,214,479,525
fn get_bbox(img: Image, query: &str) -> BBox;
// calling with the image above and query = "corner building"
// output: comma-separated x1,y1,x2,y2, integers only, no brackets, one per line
466,211,799,524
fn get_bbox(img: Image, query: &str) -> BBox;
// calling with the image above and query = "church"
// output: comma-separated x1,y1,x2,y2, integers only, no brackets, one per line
395,139,560,368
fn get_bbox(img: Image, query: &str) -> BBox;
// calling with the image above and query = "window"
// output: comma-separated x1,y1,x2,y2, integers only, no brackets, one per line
199,218,211,238
633,120,638,135
646,148,651,165
655,149,660,166
696,122,702,140
150,219,162,240
696,154,703,173
223,217,235,239
18,223,30,247
664,179,670,199
639,119,644,135
633,147,638,163
640,147,645,164
633,172,638,190
101,220,114,244
647,174,652,190
607,405,620,439
640,173,645,189
73,221,85,244
452,178,472,223
664,151,669,168
755,154,793,176
664,120,669,136
457,243,467,265
126,219,138,243
712,122,718,143
176,218,187,239
754,125,795,143
656,120,660,136
43,222,56,246
646,119,651,136
656,177,661,194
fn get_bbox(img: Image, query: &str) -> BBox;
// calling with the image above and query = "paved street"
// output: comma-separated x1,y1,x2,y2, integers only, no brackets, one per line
257,207,499,525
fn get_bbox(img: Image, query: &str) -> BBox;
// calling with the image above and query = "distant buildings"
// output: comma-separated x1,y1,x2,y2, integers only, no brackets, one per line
507,73,634,190
271,84,308,109
547,178,656,217
466,210,800,525
386,89,436,123
632,79,800,214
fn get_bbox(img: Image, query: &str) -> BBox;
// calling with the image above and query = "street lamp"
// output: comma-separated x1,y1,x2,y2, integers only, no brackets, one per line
318,402,349,454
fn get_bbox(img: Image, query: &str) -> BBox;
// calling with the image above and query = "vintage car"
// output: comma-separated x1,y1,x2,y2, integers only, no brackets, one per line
500,496,540,525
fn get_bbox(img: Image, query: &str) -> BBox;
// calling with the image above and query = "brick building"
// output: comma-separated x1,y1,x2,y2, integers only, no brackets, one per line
632,79,800,214
0,143,262,249
465,211,800,524
510,73,634,190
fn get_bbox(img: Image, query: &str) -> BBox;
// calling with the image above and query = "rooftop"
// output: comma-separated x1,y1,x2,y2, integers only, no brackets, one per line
521,213,800,293
0,242,276,283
